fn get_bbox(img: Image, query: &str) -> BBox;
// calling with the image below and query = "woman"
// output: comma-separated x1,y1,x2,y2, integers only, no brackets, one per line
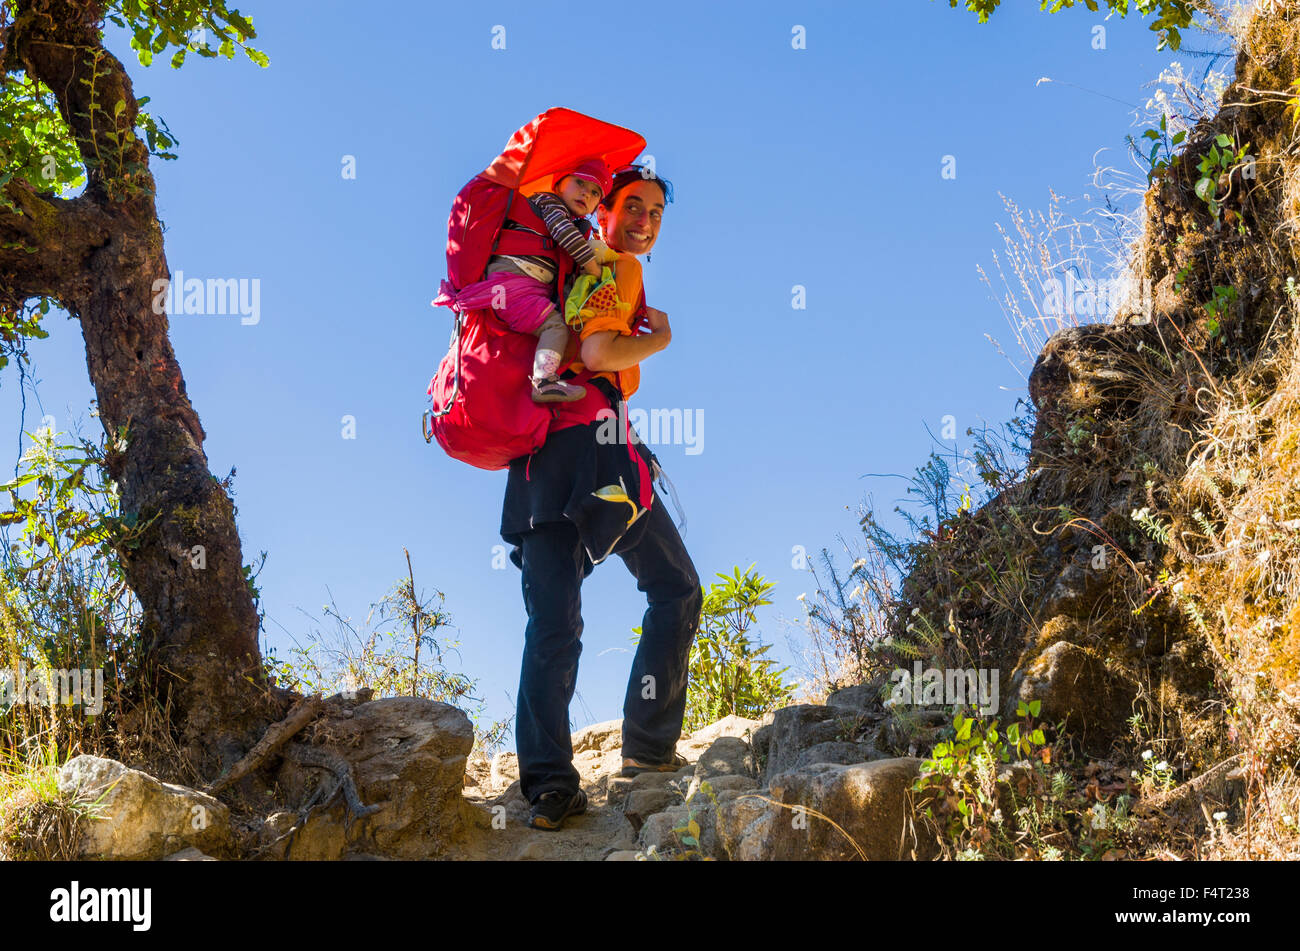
500,166,703,831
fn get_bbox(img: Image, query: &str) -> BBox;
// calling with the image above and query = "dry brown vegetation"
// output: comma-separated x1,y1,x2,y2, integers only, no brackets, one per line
796,0,1300,858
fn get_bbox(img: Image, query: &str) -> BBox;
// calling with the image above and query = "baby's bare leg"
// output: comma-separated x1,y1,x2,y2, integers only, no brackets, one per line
532,307,569,381
530,308,586,403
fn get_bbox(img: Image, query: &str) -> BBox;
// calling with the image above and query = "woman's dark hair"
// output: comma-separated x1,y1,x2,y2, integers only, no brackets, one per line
601,165,673,208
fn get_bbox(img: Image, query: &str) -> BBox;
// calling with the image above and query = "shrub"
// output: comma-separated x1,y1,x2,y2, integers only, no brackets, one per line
637,564,795,734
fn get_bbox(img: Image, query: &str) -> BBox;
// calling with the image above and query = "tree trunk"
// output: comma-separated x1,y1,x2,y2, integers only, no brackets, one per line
1,0,277,777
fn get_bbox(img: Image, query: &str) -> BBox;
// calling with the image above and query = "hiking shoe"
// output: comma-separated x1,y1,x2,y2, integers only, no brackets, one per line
532,376,587,403
619,752,691,778
529,788,588,831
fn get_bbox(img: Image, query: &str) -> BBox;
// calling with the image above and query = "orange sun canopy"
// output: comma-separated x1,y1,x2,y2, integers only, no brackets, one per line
481,108,647,198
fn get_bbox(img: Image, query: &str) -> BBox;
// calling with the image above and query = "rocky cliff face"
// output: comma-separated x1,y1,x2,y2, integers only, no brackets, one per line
867,1,1300,852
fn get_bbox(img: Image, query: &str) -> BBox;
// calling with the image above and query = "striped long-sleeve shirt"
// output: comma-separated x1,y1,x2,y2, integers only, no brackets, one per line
529,192,596,269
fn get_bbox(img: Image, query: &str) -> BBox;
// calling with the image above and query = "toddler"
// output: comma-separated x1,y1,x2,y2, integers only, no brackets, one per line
483,159,611,402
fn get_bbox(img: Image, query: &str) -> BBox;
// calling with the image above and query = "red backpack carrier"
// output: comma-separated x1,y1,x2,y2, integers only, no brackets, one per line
424,109,646,470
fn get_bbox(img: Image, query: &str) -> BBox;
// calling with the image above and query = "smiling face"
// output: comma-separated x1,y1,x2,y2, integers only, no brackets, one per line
597,179,666,255
555,174,603,218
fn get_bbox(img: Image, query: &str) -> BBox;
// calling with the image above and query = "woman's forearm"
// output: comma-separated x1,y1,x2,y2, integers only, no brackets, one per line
580,329,668,372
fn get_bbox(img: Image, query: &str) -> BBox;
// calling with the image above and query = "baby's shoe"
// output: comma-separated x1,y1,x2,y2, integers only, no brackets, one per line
532,375,587,403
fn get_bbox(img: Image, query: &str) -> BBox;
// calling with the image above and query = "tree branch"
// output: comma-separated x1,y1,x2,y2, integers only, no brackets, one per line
7,0,157,207
0,183,112,308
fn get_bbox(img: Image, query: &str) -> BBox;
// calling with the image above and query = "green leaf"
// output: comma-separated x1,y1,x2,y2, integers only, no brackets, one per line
1028,700,1041,718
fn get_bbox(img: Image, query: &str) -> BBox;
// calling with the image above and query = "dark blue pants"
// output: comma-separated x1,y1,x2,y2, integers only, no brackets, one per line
514,496,702,803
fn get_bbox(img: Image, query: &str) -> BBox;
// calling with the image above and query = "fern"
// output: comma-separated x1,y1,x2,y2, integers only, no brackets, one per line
1130,505,1171,546
887,610,946,662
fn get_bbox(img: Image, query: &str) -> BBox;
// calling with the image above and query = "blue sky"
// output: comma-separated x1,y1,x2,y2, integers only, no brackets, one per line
3,1,1230,736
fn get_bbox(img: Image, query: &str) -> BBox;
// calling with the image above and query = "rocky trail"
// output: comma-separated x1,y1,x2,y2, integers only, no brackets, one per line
46,682,968,861
462,714,765,861
42,658,1248,861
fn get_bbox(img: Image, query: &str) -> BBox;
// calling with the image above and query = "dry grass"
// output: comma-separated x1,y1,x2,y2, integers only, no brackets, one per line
0,738,96,861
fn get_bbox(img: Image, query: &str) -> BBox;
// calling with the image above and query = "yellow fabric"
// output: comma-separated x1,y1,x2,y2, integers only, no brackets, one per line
564,252,643,399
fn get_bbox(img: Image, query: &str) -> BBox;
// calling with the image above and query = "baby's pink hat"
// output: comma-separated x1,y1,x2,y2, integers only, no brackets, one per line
565,158,613,197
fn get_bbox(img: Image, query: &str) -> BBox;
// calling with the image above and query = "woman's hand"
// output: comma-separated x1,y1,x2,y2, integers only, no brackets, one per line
640,306,671,348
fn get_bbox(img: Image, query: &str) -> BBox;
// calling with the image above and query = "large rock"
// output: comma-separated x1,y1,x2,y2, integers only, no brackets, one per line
754,704,865,784
680,714,764,747
790,740,877,772
271,697,477,860
824,682,882,714
694,736,756,780
163,847,217,861
572,718,623,754
694,774,757,796
638,805,692,855
1041,553,1113,620
716,757,938,861
624,788,677,832
57,756,232,860
1028,324,1136,436
1009,641,1138,752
